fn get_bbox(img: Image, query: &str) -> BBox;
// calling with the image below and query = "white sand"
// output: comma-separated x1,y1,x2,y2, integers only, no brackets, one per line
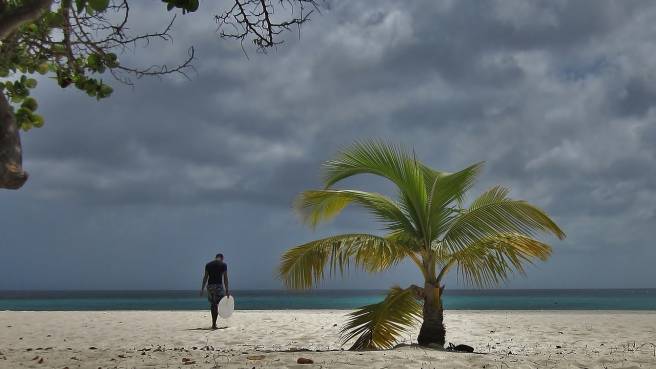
1,310,655,368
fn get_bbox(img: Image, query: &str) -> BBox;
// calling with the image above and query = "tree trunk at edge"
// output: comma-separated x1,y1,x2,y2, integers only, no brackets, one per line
0,92,28,189
417,282,445,347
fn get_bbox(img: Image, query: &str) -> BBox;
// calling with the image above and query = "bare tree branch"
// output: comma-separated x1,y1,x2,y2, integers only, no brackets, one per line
216,0,318,51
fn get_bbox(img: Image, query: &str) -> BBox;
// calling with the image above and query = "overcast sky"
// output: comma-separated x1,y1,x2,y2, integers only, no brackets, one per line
1,0,655,290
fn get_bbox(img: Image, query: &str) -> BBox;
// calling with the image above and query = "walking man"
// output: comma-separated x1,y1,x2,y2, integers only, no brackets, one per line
200,253,230,330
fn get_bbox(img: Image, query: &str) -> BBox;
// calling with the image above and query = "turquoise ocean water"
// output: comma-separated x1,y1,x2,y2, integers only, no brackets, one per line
1,289,655,311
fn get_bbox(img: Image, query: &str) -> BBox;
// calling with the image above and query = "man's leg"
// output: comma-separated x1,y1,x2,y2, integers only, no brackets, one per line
211,303,218,329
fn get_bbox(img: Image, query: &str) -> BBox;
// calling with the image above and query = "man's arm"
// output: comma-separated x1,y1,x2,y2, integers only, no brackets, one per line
200,270,208,296
223,271,230,297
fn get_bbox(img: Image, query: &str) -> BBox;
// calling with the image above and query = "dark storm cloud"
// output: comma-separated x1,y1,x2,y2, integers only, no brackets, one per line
2,0,656,289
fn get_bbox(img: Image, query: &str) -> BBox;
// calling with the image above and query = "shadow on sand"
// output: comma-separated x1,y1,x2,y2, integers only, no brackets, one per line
391,343,486,355
186,327,228,331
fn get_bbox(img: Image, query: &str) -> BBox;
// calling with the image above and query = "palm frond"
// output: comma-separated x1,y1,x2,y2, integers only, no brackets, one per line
322,140,418,189
341,286,422,350
321,140,430,237
279,234,409,289
442,186,565,253
295,189,417,236
426,162,484,239
448,232,553,287
418,163,449,185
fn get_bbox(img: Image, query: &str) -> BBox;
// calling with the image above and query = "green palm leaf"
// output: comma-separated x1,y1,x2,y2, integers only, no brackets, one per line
447,232,552,287
322,140,421,190
279,234,408,289
425,162,482,208
295,189,417,235
341,286,422,350
321,140,430,238
442,186,565,254
425,162,484,240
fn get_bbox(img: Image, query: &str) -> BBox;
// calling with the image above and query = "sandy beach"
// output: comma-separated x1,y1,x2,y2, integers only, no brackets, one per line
0,310,655,368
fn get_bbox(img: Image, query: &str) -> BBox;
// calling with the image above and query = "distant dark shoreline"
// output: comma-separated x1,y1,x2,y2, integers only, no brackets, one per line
3,288,655,292
2,288,656,300
1,289,655,311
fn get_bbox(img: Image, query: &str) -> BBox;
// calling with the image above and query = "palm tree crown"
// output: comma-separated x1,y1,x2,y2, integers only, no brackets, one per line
280,140,565,350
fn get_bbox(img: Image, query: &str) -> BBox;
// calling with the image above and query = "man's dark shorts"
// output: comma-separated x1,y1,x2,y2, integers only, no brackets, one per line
207,284,225,305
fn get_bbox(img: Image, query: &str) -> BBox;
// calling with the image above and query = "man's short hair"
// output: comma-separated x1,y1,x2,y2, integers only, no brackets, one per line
216,253,224,259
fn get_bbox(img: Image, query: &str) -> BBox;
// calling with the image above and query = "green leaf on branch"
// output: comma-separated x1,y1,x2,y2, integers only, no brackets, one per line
87,53,100,66
45,12,66,27
51,44,66,55
32,114,45,128
98,84,113,98
163,0,200,13
105,53,119,68
88,0,110,11
36,63,49,75
21,97,38,111
75,0,87,13
24,78,38,89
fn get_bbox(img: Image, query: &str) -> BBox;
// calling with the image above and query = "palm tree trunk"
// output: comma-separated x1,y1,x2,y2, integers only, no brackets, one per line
417,282,445,347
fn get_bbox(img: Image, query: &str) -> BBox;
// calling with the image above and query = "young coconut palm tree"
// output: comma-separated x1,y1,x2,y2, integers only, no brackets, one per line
279,141,565,350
